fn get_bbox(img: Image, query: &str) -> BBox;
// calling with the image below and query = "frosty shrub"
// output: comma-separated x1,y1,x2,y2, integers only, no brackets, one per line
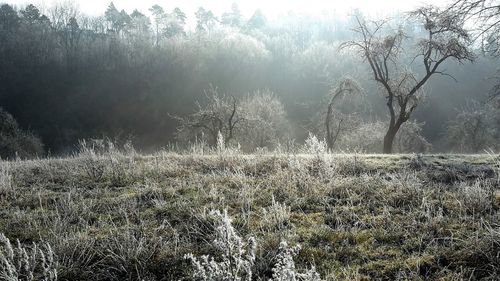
260,196,291,232
76,138,136,184
185,209,256,281
238,91,292,151
186,210,323,280
0,233,58,281
270,241,322,281
303,133,327,155
77,139,106,182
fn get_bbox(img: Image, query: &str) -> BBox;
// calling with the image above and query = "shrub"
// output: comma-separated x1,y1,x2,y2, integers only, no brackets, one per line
303,133,327,155
270,241,322,281
260,196,291,232
0,108,44,159
186,209,322,281
185,209,256,281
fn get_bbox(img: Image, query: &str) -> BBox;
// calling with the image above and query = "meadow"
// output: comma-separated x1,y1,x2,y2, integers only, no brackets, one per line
0,146,499,280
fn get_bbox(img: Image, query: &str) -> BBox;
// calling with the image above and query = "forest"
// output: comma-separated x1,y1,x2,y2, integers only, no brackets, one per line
0,1,498,158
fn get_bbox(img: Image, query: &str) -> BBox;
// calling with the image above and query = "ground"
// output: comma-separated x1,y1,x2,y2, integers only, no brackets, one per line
0,152,499,280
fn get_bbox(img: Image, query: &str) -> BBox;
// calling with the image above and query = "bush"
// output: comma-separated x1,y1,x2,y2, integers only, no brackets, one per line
0,108,44,159
185,209,256,281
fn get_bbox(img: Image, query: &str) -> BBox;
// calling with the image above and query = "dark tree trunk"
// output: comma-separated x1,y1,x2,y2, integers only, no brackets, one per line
383,120,403,154
383,128,397,154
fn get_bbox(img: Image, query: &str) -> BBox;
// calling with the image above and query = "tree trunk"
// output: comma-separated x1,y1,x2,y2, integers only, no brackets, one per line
383,126,398,154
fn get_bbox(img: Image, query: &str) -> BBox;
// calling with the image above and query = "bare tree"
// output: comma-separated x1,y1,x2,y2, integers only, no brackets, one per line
173,86,242,147
325,78,363,151
341,7,475,153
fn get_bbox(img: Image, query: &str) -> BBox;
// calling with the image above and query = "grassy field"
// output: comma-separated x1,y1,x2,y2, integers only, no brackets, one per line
0,151,499,280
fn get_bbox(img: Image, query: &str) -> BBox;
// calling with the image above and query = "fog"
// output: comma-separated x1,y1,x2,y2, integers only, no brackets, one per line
7,0,447,18
0,0,499,157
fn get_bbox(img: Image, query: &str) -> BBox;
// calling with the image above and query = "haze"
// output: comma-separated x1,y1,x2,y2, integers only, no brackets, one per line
8,0,448,19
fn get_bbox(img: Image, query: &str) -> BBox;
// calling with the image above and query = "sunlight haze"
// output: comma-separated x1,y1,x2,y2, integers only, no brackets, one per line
5,0,450,19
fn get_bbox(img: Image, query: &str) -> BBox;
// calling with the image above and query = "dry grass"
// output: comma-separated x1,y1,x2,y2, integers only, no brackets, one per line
0,151,499,280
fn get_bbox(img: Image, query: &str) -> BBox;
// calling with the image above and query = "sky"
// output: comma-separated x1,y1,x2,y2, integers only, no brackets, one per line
5,0,450,20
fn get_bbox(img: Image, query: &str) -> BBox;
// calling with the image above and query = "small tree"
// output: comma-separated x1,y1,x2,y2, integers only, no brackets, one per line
341,7,475,153
173,86,242,148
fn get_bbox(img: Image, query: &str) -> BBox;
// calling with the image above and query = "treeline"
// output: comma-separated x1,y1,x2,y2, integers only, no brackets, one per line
0,2,498,156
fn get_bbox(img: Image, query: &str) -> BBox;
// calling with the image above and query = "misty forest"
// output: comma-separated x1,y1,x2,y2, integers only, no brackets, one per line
0,0,500,280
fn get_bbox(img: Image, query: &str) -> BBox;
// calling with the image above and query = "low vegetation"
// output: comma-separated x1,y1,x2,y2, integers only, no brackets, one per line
0,143,499,280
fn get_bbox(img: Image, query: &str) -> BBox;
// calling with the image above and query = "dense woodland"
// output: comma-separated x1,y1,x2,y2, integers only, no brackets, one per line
0,1,500,157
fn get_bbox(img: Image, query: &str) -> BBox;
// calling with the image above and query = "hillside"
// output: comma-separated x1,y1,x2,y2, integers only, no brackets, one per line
0,152,499,280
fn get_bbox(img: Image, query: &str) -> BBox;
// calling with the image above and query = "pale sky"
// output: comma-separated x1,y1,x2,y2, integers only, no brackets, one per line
4,0,450,20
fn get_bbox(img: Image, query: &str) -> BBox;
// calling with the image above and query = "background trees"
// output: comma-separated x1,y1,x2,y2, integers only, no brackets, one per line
0,2,498,154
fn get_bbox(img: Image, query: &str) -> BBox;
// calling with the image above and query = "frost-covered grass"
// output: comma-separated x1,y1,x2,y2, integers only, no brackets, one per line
0,150,499,280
